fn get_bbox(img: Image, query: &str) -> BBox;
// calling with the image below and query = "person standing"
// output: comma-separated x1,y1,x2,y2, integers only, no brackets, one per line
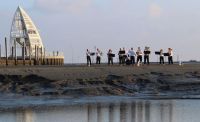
122,47,126,65
168,48,173,64
118,48,123,65
136,47,143,64
128,48,136,65
96,48,102,64
86,49,91,66
160,49,164,64
107,49,113,65
144,47,150,65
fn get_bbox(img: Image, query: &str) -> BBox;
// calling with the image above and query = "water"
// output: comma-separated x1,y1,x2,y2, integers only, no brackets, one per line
0,99,200,122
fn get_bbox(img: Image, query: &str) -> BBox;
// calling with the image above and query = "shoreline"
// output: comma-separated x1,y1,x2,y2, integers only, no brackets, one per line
0,64,199,97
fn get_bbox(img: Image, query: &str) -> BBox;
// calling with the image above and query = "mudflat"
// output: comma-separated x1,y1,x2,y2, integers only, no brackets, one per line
0,64,199,98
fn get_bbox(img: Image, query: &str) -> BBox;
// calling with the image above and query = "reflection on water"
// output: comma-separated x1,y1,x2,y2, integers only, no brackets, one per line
0,100,200,122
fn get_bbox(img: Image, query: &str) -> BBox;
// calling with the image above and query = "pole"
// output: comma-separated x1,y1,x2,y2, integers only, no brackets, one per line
5,37,8,66
0,44,1,58
37,46,39,65
44,47,46,65
40,47,43,65
29,44,31,65
11,46,14,59
23,42,25,65
35,45,37,65
14,39,17,65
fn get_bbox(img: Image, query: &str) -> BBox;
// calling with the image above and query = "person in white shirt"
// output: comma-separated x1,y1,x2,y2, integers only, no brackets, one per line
128,48,136,65
159,49,164,64
86,49,91,66
96,48,102,64
168,48,173,64
136,47,143,64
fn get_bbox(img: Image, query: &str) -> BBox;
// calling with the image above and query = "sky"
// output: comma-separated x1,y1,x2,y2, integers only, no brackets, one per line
0,0,200,63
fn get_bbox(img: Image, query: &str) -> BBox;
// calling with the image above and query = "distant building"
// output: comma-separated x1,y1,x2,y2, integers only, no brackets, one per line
10,6,44,57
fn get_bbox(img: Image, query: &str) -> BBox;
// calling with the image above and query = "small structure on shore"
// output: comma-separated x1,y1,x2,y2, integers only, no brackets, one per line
1,6,64,66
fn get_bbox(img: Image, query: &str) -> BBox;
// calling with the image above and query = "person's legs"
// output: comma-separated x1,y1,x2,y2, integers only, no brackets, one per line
130,56,134,65
99,57,101,64
122,56,125,65
171,56,173,64
160,56,162,64
97,56,100,64
160,56,164,64
87,56,89,65
147,56,149,64
144,56,147,64
168,57,170,64
162,57,164,64
87,56,91,66
137,56,139,63
108,57,113,65
119,57,122,64
140,56,142,63
89,57,91,65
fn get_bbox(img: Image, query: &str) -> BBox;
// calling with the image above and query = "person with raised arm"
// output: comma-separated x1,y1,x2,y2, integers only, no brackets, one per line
86,49,91,66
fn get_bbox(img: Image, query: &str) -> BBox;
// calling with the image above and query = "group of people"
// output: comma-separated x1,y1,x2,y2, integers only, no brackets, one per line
159,48,173,64
86,47,174,66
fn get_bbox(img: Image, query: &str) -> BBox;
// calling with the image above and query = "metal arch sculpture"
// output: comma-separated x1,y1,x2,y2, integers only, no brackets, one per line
10,6,44,56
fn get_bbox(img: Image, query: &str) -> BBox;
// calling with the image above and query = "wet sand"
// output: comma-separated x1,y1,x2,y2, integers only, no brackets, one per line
0,64,200,98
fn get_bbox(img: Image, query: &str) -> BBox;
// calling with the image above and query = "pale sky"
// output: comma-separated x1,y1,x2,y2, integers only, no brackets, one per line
0,0,200,63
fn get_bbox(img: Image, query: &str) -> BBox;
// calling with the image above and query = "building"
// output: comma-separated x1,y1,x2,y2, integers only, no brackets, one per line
10,6,44,57
7,6,64,65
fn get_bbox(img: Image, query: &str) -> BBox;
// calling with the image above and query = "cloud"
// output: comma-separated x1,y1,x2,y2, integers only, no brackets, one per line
34,0,92,14
149,3,162,17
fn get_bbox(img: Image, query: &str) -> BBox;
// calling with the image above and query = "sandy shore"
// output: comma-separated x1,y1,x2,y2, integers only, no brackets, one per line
0,64,200,98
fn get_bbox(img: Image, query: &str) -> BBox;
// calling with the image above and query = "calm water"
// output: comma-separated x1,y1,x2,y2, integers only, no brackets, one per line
0,99,200,122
